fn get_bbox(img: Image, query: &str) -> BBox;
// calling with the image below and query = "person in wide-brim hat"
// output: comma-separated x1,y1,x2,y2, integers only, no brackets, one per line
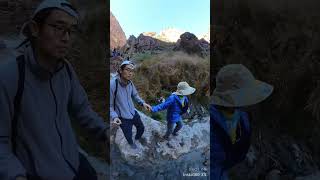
151,81,196,140
210,64,273,180
174,81,196,96
211,64,273,107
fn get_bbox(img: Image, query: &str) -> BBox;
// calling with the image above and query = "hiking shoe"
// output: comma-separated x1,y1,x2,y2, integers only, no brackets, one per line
129,143,138,149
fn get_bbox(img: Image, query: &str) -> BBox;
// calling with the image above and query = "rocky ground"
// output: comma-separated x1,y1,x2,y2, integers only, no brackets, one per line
110,111,210,180
230,135,320,180
112,111,210,164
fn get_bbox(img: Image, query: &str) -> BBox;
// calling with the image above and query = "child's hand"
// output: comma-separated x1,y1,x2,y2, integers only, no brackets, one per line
143,103,152,112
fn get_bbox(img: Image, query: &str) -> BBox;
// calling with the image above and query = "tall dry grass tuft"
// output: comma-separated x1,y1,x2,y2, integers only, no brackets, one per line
133,51,210,106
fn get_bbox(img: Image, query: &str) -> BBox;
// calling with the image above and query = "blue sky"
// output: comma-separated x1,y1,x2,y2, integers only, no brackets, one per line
110,0,210,38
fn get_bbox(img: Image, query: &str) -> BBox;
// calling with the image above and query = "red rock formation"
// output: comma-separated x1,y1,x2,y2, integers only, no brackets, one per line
110,12,126,49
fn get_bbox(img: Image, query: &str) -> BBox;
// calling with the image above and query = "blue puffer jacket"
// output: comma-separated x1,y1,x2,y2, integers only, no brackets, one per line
152,94,189,123
210,105,251,180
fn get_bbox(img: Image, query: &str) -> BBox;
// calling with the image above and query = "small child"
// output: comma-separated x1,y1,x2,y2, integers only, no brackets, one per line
151,82,196,140
210,64,273,180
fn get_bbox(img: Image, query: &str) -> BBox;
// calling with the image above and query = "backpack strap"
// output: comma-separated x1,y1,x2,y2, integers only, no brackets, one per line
114,79,118,111
12,55,25,154
175,95,185,110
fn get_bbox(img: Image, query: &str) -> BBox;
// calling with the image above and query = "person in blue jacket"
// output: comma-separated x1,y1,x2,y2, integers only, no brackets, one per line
210,64,274,180
151,82,196,140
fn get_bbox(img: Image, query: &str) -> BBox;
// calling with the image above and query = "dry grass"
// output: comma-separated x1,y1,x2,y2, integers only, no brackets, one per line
133,51,210,105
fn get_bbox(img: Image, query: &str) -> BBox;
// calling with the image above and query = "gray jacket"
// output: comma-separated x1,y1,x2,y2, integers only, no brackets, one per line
110,76,145,120
0,45,108,180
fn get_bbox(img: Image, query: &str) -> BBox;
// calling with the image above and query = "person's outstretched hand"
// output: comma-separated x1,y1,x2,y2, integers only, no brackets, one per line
143,103,152,112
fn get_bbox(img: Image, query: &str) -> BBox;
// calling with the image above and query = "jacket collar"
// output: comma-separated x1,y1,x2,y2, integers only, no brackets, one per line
210,104,242,134
116,76,132,87
24,44,65,81
172,93,185,105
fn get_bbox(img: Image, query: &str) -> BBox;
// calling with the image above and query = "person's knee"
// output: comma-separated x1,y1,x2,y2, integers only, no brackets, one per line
135,117,144,131
177,122,183,128
138,123,145,132
167,124,173,131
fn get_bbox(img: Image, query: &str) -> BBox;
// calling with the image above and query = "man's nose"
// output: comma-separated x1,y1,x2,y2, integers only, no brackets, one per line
61,31,71,42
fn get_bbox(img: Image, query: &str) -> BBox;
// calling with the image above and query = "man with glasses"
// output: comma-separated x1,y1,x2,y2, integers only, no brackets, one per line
0,0,108,180
110,60,152,149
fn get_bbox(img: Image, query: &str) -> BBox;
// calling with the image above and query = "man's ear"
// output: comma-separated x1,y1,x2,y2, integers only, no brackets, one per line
29,20,40,38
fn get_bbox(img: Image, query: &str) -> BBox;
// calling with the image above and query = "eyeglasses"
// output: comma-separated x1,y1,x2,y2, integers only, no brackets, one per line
45,23,78,38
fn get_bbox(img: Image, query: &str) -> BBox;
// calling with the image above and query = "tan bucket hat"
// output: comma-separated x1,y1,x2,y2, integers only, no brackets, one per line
212,64,273,107
175,82,196,96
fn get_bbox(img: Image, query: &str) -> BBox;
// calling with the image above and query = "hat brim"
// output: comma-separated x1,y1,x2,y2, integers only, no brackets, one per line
175,87,196,96
211,80,273,107
20,21,30,39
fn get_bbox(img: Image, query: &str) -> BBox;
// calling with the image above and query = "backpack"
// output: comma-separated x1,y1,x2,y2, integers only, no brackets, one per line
176,95,188,114
11,55,73,154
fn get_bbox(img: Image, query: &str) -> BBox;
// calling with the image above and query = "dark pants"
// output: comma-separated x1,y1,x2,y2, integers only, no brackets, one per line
26,153,97,180
119,112,145,145
74,153,97,180
165,120,183,137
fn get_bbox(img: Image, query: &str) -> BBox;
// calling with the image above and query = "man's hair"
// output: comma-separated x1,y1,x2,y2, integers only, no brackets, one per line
117,64,127,76
23,8,57,41
120,64,128,70
117,64,135,78
16,8,57,49
33,8,57,25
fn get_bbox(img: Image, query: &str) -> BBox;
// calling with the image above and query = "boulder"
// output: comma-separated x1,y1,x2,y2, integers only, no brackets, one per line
136,34,160,52
174,32,208,57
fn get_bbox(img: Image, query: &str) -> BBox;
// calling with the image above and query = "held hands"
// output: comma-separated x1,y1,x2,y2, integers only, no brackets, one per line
143,103,152,112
